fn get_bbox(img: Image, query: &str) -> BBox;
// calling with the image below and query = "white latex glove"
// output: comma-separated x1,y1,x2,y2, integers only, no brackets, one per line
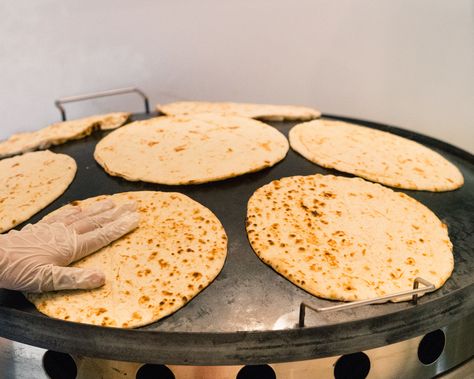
0,199,139,293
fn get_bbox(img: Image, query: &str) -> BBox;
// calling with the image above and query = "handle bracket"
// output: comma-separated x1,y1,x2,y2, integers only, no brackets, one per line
298,277,435,327
54,87,150,121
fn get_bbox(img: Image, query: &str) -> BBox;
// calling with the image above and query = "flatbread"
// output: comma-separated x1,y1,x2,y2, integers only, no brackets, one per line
0,131,55,159
157,101,321,121
246,174,454,301
0,150,76,233
94,114,289,185
89,112,131,130
27,191,228,328
0,112,130,158
289,119,464,191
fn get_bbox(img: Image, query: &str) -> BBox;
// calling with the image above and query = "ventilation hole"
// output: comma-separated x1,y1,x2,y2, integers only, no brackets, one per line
42,350,77,379
236,364,276,379
334,352,370,379
418,329,446,365
136,364,175,379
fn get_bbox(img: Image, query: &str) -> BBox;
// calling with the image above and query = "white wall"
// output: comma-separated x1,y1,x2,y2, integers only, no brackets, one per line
1,1,473,152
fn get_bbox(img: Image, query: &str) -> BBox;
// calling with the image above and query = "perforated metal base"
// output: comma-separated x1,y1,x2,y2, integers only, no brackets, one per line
2,313,472,379
71,313,474,379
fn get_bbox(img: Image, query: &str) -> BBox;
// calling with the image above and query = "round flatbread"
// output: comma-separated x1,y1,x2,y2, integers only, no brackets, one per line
0,150,76,233
157,101,321,121
94,114,289,185
289,119,464,191
0,112,130,158
0,132,49,159
246,174,454,301
27,191,228,328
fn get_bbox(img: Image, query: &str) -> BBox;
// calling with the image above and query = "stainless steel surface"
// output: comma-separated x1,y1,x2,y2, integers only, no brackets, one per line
54,87,150,120
438,358,474,379
0,338,47,379
1,313,472,378
299,277,435,326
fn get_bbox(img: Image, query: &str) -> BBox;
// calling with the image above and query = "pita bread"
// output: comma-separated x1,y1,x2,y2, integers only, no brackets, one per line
94,114,289,185
88,112,131,130
289,119,463,191
0,150,76,233
0,112,130,158
247,174,453,302
157,101,321,121
27,191,228,328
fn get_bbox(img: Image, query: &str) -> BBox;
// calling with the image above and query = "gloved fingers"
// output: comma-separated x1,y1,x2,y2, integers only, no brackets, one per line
51,266,105,291
44,199,115,226
68,201,138,235
40,205,82,225
75,198,115,219
10,264,103,292
73,211,139,262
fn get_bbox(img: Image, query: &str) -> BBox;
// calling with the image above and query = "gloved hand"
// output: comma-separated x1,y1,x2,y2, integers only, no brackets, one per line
0,199,139,293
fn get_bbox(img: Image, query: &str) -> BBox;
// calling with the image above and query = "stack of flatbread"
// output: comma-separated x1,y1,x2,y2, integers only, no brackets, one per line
27,191,228,328
289,119,464,191
157,101,321,121
247,174,454,301
94,114,289,185
0,112,130,159
0,150,76,233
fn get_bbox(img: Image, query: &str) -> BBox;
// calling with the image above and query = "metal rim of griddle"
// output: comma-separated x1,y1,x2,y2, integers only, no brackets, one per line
0,112,472,366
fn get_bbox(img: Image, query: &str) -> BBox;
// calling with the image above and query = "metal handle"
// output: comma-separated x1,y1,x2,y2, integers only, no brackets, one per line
54,87,150,121
298,277,435,327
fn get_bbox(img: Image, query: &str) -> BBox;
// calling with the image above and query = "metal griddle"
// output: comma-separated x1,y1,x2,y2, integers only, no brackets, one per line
0,113,472,366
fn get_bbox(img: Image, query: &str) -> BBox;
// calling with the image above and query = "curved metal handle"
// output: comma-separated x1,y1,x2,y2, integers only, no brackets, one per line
54,87,150,121
298,277,435,327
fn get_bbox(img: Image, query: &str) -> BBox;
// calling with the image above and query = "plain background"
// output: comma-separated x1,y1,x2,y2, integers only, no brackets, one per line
0,1,473,152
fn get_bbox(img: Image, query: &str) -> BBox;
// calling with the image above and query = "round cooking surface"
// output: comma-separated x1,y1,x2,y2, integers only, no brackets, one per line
0,114,472,364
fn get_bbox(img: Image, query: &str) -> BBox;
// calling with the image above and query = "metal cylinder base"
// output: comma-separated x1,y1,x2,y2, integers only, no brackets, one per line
60,313,474,379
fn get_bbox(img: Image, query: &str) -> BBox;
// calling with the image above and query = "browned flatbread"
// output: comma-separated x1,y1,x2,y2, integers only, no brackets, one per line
94,114,289,185
0,112,130,158
247,174,454,301
289,119,464,191
157,101,321,121
0,150,76,233
27,191,228,328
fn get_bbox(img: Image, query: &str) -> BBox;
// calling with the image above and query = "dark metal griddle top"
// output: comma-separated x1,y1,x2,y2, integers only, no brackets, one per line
0,114,473,365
